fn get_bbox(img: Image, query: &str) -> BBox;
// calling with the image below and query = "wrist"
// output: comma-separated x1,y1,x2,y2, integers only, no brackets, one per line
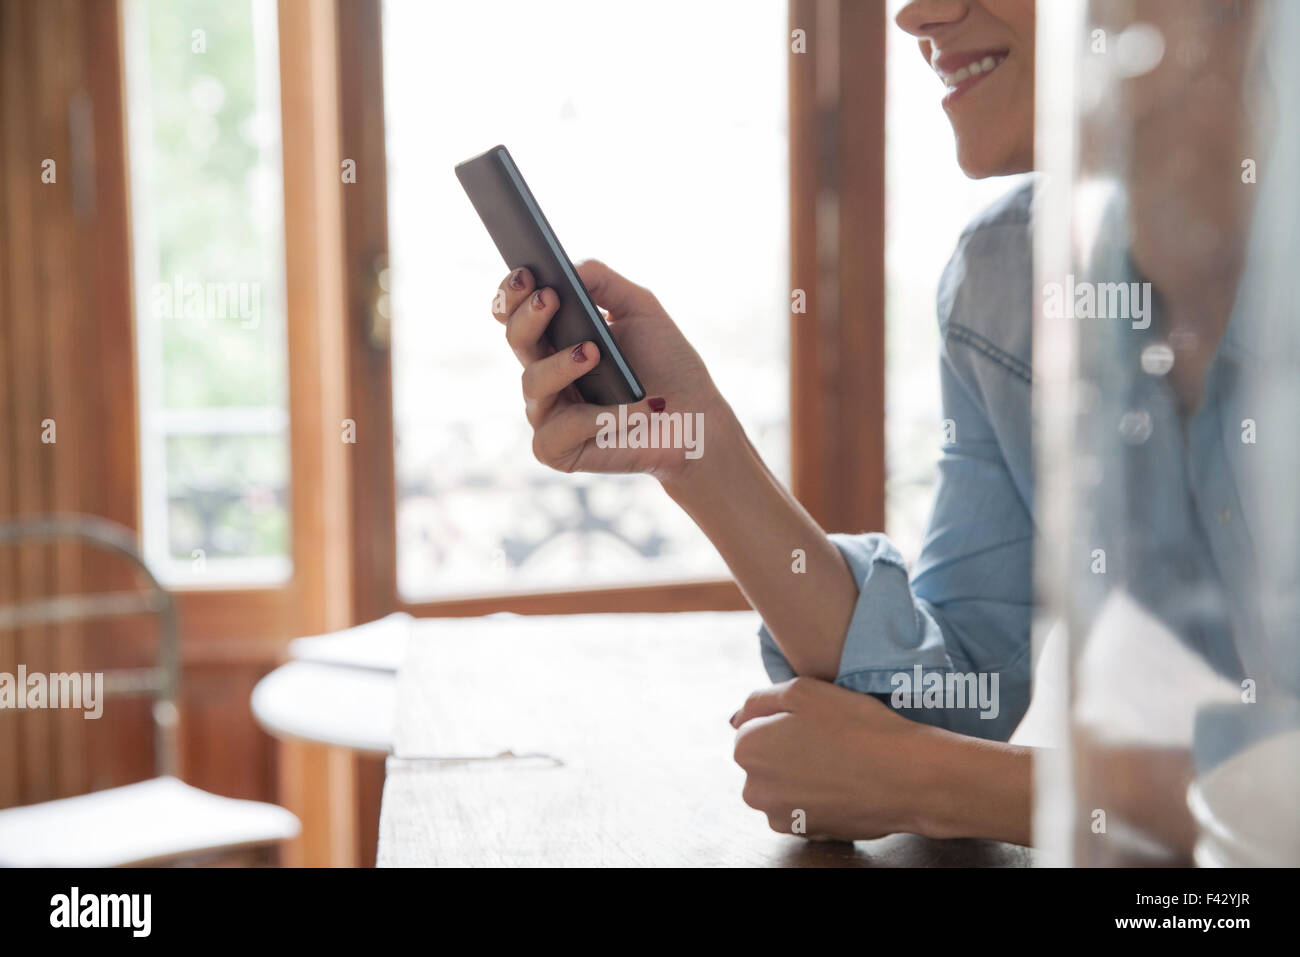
908,728,1034,845
656,397,753,506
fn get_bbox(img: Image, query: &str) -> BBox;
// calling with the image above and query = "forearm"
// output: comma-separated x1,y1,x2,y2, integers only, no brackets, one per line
913,729,1034,845
660,404,859,680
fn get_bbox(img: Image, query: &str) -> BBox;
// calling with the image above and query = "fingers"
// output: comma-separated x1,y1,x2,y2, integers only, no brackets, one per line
529,395,660,471
575,259,659,318
492,267,534,324
508,288,556,364
730,678,807,729
494,261,656,368
491,268,555,364
530,401,606,472
521,341,600,426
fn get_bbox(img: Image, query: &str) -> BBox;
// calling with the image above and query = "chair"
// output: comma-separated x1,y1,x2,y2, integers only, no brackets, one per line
0,514,299,866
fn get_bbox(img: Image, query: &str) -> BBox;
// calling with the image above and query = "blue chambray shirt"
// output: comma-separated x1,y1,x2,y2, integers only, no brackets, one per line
758,176,1300,751
760,181,1038,742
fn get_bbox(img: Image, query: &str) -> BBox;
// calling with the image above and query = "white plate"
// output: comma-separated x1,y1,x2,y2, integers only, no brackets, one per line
1187,728,1300,867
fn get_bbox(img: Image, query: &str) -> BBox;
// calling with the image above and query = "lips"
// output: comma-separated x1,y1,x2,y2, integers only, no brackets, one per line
931,48,1010,105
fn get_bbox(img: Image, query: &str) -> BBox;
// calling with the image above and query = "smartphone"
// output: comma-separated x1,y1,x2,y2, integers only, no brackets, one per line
455,145,646,406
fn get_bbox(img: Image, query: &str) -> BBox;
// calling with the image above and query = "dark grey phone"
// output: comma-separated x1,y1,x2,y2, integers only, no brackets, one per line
455,145,645,405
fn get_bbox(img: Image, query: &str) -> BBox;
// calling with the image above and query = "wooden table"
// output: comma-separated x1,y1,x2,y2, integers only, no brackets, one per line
378,612,1032,867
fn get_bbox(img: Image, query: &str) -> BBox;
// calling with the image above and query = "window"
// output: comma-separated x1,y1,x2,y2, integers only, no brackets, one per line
124,0,291,585
382,0,789,599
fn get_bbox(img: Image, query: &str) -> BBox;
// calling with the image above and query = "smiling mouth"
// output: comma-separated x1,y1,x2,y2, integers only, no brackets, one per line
934,51,1009,103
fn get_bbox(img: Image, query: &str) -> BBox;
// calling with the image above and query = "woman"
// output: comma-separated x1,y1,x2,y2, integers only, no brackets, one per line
484,0,1278,848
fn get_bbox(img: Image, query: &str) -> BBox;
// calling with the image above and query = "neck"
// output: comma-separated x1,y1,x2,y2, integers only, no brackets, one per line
1125,93,1261,412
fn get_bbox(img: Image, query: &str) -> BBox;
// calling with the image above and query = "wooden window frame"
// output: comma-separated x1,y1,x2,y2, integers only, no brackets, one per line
1,0,886,866
789,0,887,536
160,0,357,660
1,0,144,805
339,0,887,621
76,0,891,651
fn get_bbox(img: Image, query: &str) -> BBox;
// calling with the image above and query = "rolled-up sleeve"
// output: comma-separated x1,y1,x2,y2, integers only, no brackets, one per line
758,320,1034,741
759,534,952,689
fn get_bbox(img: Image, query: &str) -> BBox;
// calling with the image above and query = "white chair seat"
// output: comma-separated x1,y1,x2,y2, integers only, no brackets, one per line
0,776,300,867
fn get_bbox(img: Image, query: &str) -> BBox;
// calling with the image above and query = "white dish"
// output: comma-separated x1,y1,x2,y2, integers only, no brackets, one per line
1187,728,1300,867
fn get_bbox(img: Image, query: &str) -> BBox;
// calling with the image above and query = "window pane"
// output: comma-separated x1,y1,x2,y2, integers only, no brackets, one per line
124,0,290,584
383,0,789,599
884,0,1028,563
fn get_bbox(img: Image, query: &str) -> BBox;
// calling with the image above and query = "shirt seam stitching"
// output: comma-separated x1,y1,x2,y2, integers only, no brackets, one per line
945,322,1033,384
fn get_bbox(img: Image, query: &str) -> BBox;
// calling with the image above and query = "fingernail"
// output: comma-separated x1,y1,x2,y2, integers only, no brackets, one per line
509,269,525,289
570,342,588,362
532,290,546,310
728,710,740,728
648,396,666,413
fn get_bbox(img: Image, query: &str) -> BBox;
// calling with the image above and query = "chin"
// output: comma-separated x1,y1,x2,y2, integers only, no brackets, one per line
956,152,1000,179
955,145,1002,179
955,140,1032,180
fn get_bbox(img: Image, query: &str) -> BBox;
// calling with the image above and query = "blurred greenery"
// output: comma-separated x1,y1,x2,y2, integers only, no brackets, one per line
165,434,288,559
139,0,287,409
134,0,290,563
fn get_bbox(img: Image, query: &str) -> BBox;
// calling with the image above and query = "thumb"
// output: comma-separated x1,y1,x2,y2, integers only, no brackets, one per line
575,259,659,317
730,680,800,729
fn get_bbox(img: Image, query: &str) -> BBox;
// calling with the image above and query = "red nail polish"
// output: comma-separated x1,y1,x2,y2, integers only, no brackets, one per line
509,269,525,289
648,396,666,413
532,291,546,310
570,343,587,362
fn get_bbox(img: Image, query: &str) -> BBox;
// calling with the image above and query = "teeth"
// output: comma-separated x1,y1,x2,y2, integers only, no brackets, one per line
938,54,1006,89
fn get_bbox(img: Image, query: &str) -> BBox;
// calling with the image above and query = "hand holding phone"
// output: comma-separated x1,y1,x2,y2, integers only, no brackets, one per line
457,145,727,479
456,145,645,405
